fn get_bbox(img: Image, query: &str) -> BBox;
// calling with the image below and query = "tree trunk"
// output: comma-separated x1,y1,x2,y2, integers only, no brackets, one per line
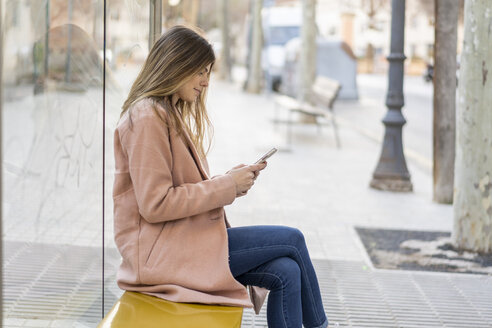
453,0,492,253
299,0,317,103
433,0,458,204
149,0,162,49
162,0,169,28
298,0,317,123
183,0,199,26
365,43,374,73
246,0,263,93
218,0,232,81
190,0,199,26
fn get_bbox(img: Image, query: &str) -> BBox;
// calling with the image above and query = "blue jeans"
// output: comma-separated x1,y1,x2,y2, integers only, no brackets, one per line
227,225,328,328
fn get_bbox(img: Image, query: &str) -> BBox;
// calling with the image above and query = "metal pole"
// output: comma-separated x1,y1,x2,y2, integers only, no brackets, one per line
149,0,162,50
102,0,107,317
369,0,413,192
44,0,50,77
65,0,73,83
0,0,4,321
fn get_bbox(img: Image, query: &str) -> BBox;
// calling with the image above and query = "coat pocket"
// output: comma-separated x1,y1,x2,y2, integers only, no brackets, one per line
143,223,166,265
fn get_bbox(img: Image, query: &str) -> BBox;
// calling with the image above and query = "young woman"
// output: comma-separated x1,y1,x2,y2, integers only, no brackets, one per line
113,25,328,328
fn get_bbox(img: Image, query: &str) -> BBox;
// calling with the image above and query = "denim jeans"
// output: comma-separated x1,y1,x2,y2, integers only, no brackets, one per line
227,225,328,328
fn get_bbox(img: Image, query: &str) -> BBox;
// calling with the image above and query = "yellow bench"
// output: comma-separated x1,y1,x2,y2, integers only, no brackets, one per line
98,291,243,328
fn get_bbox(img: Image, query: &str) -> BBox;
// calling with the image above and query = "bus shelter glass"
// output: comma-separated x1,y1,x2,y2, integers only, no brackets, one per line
2,0,104,325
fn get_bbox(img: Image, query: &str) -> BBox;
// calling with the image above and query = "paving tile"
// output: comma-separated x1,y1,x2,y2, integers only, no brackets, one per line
3,74,484,327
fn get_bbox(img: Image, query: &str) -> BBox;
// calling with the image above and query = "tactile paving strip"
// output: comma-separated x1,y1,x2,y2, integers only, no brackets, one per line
3,241,119,326
241,260,492,328
3,242,492,327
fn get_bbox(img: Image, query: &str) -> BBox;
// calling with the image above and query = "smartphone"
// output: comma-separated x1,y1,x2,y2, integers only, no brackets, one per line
255,147,278,164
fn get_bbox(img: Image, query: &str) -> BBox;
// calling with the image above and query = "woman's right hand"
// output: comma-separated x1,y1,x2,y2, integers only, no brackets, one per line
227,163,266,197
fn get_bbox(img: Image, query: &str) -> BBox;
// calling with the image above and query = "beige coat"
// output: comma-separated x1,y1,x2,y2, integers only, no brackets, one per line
113,98,255,308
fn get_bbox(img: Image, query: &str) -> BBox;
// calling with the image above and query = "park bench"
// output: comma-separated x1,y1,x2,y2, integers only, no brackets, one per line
98,291,243,328
274,76,341,148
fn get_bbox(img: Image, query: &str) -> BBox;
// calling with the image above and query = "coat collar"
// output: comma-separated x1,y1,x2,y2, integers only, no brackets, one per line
178,124,211,180
156,98,211,180
169,106,210,180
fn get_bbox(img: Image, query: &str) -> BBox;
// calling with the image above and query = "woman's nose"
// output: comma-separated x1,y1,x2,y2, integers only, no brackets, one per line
201,78,209,87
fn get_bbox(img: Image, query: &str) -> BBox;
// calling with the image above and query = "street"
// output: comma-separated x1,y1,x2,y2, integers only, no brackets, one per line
337,73,435,173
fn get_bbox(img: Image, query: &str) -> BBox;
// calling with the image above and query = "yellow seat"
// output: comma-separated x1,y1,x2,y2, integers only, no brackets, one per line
98,291,243,328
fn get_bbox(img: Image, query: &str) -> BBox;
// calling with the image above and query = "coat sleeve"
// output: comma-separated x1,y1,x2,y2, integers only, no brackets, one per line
120,113,236,223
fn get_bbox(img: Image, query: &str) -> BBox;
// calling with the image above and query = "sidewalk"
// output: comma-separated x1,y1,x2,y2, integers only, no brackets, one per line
206,77,491,328
3,70,489,328
207,77,452,261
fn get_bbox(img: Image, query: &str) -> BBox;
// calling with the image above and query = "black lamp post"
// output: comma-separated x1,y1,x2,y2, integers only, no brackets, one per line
370,0,413,192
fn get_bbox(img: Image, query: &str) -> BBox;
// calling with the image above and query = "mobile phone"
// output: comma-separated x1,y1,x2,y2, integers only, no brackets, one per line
255,147,278,164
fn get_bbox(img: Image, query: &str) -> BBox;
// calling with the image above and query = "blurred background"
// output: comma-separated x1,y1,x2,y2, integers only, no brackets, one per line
3,0,491,327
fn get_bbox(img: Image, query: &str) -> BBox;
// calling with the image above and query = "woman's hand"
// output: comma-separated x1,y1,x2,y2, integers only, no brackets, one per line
227,162,267,197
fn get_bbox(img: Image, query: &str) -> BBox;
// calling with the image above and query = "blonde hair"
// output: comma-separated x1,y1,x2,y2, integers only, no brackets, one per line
121,25,215,159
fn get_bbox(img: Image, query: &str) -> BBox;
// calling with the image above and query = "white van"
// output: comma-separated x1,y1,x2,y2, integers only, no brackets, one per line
262,5,302,91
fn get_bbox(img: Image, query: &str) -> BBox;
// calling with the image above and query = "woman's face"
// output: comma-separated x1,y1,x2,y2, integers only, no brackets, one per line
175,64,212,103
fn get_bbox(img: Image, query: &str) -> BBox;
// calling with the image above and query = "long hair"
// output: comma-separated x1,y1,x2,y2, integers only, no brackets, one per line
121,25,215,159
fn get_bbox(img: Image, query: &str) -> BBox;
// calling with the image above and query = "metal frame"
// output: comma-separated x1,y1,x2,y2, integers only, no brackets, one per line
149,0,162,50
102,0,107,318
45,0,50,78
0,0,4,321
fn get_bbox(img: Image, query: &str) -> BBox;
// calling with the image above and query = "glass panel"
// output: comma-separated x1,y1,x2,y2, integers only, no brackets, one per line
2,0,104,326
103,0,149,314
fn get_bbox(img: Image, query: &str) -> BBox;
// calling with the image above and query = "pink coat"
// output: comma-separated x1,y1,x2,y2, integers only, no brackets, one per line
113,98,254,308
